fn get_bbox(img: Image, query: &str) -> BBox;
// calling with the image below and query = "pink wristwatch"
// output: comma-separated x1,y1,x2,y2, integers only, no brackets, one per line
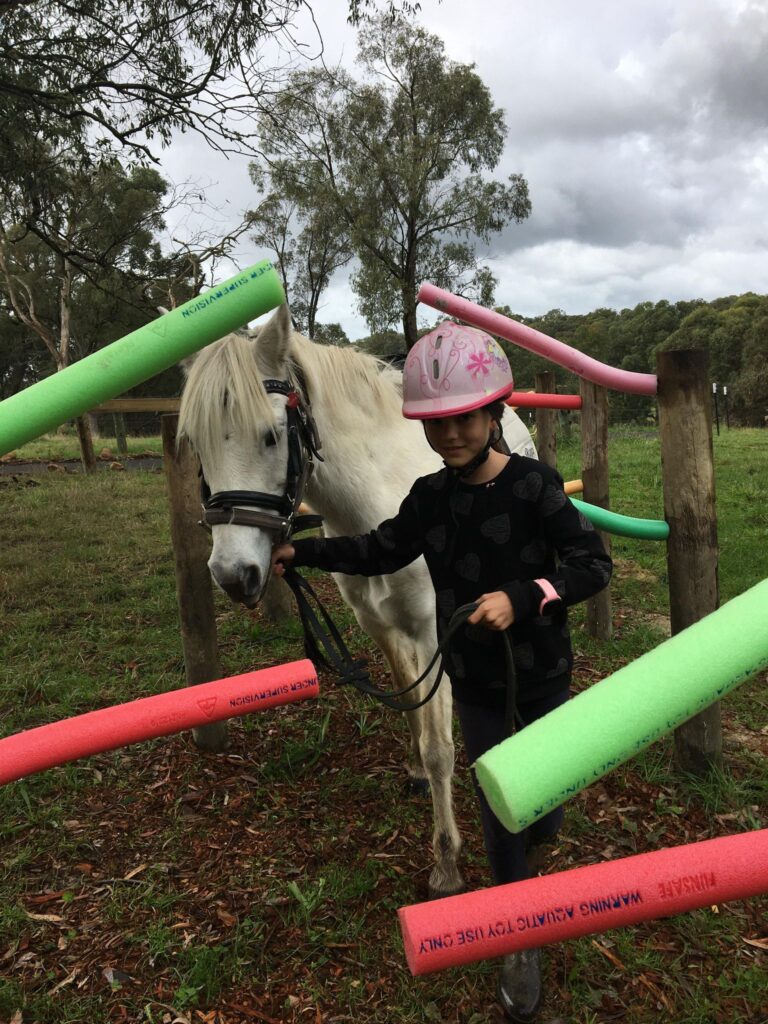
533,578,561,616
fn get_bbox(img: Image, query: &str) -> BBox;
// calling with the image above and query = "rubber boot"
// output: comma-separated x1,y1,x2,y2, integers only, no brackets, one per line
497,948,542,1023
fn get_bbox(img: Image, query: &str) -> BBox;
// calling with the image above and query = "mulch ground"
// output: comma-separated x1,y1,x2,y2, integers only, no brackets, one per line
3,588,767,1024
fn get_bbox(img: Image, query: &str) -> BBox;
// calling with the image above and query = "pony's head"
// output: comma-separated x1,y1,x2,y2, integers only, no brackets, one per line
179,304,300,606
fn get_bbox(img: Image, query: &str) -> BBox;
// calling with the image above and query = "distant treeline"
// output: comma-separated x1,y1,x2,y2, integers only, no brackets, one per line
357,292,768,425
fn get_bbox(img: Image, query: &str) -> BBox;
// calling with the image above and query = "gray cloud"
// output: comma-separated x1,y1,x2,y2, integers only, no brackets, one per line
158,0,768,333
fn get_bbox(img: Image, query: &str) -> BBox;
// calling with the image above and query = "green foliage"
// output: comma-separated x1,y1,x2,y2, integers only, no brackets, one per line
313,322,350,346
355,329,407,358
0,155,191,405
246,185,352,339
500,293,768,424
0,1,365,178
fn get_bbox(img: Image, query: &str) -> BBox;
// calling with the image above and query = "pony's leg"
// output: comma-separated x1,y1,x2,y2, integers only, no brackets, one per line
192,721,229,751
374,633,464,898
381,642,428,793
416,668,464,898
403,710,430,797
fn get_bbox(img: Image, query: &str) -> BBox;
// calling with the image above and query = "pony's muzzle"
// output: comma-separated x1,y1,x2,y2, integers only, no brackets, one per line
209,561,264,607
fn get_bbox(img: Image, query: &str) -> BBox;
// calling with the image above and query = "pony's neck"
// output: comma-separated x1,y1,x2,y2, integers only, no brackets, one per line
293,344,439,536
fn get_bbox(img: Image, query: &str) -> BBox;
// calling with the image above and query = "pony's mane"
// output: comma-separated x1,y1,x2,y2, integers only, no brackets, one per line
178,328,403,456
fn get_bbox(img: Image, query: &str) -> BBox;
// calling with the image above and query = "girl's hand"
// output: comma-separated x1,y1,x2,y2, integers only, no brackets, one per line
467,591,515,630
271,543,296,577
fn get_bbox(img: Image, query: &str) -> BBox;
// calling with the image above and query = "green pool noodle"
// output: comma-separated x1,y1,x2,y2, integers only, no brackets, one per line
0,260,284,457
571,498,669,540
475,579,768,833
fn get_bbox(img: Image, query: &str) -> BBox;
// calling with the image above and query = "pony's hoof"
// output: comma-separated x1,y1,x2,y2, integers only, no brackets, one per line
192,722,230,753
404,775,430,797
427,882,466,901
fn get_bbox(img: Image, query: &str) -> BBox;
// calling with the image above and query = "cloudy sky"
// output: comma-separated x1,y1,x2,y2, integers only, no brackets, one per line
161,0,768,339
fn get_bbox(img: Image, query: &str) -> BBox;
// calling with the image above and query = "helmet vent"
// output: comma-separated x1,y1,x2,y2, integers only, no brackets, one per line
435,335,442,349
432,358,440,379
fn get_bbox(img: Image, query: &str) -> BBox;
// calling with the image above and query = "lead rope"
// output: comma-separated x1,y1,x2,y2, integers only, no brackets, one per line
281,566,522,728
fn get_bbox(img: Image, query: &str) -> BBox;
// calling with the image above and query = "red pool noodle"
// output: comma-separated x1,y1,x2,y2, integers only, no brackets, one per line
0,659,318,785
506,392,582,410
399,829,768,975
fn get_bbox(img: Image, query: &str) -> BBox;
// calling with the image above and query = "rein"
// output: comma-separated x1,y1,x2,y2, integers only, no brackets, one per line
196,373,520,728
283,568,521,726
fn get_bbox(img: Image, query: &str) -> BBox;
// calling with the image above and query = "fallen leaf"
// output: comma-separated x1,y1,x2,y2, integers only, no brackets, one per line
103,967,132,986
24,911,63,923
123,863,147,881
47,970,78,995
743,937,768,950
591,938,626,971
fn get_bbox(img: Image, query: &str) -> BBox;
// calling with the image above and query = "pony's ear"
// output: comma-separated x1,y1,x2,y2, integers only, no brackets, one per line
254,303,293,377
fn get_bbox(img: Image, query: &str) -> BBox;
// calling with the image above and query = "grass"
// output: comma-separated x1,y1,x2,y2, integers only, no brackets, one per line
0,426,766,1023
4,429,163,462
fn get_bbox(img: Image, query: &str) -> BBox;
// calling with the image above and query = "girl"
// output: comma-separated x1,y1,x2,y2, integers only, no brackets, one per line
271,322,612,1022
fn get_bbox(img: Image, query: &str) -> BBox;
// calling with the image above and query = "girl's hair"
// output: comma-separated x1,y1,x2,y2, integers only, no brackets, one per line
485,399,506,423
484,399,508,452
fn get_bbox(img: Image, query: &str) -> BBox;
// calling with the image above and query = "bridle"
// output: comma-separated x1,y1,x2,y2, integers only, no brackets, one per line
199,377,323,541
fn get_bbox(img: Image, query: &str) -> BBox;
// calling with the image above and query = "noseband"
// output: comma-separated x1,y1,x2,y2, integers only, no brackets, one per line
199,377,323,541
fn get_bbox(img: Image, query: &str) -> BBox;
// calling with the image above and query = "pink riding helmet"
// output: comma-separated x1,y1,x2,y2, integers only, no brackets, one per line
402,322,514,420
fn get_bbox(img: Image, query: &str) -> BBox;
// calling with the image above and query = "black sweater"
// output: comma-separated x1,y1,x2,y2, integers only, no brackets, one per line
291,455,612,709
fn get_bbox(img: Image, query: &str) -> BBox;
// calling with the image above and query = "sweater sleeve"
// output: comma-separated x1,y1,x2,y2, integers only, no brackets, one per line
501,468,613,621
291,488,424,577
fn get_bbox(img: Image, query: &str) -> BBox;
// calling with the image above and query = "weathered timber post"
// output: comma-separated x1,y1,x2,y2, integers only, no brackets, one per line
535,371,558,469
113,413,128,455
161,414,227,752
656,350,721,773
75,414,97,473
580,379,612,639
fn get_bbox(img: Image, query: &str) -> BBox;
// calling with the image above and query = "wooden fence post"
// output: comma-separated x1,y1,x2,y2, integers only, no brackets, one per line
161,414,227,753
656,350,722,774
580,380,612,639
535,371,558,469
113,413,128,455
75,414,97,473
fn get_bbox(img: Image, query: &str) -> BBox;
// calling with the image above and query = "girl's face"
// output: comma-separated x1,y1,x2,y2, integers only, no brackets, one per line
423,409,494,469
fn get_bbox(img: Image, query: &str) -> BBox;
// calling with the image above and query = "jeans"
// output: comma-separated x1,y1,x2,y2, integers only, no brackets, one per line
455,687,569,885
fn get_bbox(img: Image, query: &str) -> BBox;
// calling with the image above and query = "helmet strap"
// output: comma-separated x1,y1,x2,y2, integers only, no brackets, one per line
426,421,503,479
453,438,493,478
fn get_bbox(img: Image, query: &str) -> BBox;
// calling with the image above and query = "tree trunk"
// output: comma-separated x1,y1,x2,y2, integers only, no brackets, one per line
402,265,419,350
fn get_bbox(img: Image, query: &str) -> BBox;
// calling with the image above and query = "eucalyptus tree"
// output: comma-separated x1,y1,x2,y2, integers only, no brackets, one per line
0,0,423,166
247,177,352,339
254,14,530,348
0,157,175,465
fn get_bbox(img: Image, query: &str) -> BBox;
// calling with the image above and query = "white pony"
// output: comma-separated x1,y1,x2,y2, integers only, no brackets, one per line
179,304,535,897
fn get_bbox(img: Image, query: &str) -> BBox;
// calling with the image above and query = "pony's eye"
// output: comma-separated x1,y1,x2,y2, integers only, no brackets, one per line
264,431,278,448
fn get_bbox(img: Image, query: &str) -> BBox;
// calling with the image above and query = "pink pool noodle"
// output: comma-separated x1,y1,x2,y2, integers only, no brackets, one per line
418,283,657,396
0,659,318,785
399,829,768,975
506,392,582,409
